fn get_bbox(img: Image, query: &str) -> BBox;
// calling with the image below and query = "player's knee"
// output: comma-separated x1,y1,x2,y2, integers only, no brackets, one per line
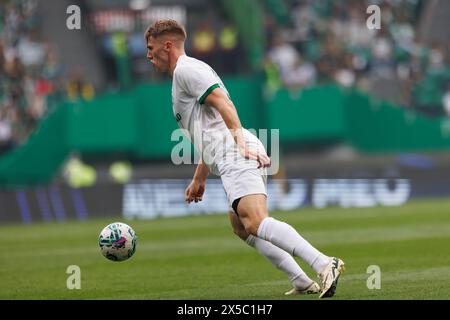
229,212,249,240
243,220,261,236
241,212,266,236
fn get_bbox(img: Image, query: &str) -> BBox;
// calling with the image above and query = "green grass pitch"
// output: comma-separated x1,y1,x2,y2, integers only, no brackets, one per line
1,198,450,299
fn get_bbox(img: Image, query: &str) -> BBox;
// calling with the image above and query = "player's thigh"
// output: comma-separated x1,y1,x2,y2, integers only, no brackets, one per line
221,167,267,215
228,211,249,241
236,194,269,235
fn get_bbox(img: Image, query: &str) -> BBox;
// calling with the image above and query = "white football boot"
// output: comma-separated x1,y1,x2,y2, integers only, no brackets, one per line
318,257,345,298
285,281,321,296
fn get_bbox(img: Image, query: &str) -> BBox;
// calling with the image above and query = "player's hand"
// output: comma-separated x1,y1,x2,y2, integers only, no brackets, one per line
239,146,271,168
185,179,206,203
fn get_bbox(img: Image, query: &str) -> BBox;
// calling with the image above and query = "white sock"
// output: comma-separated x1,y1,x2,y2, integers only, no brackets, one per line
245,234,313,289
257,217,331,274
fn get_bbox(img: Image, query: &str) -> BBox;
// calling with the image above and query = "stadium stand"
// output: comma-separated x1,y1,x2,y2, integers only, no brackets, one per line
0,0,61,153
264,0,450,116
1,0,450,186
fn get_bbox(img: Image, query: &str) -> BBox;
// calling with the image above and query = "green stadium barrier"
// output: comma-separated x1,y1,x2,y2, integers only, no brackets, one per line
0,77,264,186
265,84,347,147
0,104,69,187
67,92,139,153
346,90,450,152
1,80,450,187
132,82,176,158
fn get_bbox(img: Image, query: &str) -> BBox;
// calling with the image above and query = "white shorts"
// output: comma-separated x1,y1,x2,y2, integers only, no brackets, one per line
217,137,268,212
221,166,267,213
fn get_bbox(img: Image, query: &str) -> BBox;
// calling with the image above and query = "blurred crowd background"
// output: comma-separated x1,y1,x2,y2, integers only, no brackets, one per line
264,0,450,115
0,0,449,154
1,0,450,224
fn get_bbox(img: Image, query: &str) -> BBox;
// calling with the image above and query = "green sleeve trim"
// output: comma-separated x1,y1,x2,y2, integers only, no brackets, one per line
199,84,220,104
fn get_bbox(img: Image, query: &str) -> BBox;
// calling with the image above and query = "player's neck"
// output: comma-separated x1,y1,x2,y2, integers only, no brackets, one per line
169,50,186,77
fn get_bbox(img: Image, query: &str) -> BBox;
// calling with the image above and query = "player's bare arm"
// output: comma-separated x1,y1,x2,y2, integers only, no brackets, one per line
204,88,271,168
185,159,209,203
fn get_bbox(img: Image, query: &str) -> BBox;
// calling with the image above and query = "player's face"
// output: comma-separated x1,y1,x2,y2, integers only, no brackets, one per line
146,36,169,73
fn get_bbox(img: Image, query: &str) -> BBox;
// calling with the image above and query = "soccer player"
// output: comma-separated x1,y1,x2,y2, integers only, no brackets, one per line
145,19,345,298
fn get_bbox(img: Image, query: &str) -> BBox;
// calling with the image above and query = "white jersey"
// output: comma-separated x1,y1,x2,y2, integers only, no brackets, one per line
172,55,260,176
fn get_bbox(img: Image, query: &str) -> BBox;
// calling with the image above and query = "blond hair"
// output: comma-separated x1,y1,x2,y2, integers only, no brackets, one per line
145,19,187,42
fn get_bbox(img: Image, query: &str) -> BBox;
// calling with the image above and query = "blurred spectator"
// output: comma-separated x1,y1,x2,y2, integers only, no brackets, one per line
0,108,15,155
412,44,450,116
65,69,96,102
370,29,395,78
267,32,299,79
283,56,317,90
334,53,356,88
191,22,216,67
111,32,132,90
17,32,45,71
218,24,238,54
315,35,344,83
42,46,63,83
267,0,449,117
1,0,65,152
443,85,450,117
217,23,240,75
289,1,317,42
266,32,316,89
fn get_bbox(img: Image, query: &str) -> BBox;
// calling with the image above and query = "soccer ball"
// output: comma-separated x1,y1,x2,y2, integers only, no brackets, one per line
99,222,137,262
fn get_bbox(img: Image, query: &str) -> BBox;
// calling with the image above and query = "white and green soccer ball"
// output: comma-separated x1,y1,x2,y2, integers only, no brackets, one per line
99,222,137,262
